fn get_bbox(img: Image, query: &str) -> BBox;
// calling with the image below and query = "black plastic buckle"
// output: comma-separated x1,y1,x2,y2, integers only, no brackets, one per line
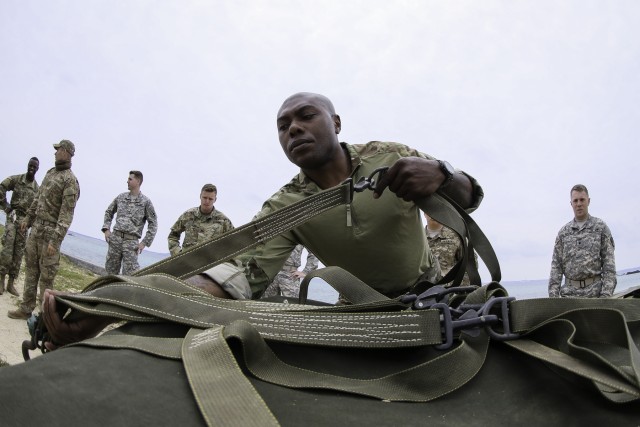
402,285,477,310
426,295,519,350
478,296,519,342
352,167,389,194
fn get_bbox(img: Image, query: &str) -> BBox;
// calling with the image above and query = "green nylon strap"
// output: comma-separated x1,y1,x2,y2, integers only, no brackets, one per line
72,318,490,403
509,297,640,331
72,330,183,359
132,181,351,279
299,266,390,305
415,192,501,284
182,327,280,427
221,319,489,402
68,285,504,403
505,299,640,402
58,276,445,348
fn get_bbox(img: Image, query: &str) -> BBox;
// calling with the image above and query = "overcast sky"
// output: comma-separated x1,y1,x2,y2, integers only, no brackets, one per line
1,1,639,282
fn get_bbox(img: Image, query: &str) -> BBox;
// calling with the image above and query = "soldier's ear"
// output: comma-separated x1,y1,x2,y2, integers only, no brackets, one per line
333,115,341,134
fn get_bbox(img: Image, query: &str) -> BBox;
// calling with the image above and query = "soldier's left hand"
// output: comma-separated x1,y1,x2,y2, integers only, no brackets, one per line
137,243,146,254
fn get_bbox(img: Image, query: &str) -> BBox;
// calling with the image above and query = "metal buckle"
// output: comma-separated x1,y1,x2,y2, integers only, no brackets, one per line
408,286,519,350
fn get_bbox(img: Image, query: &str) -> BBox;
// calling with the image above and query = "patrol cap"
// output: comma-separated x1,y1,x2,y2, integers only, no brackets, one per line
53,139,75,156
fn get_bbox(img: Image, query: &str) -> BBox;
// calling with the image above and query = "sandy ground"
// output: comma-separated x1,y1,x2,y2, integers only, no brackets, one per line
0,276,41,366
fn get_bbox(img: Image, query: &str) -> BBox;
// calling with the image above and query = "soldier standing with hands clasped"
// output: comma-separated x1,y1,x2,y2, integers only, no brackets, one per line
548,184,616,298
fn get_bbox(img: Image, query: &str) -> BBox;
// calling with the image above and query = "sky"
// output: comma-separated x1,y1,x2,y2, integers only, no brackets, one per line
1,0,639,282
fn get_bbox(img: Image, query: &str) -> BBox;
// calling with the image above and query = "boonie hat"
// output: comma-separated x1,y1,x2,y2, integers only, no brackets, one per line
53,140,75,156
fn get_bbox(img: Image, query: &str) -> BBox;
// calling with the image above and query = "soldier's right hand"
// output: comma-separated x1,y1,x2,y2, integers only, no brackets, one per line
42,289,115,349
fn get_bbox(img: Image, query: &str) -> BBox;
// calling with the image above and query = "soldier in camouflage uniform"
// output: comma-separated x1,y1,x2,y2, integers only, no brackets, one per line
102,171,158,275
168,184,234,256
262,244,319,298
0,157,40,296
548,184,616,298
424,213,475,286
8,140,80,319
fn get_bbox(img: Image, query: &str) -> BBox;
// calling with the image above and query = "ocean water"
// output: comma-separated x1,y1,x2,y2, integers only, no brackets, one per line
306,272,640,304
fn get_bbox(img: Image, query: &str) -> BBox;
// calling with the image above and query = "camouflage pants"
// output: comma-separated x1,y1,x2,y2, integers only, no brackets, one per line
105,234,140,275
0,215,28,277
19,224,60,313
263,271,301,298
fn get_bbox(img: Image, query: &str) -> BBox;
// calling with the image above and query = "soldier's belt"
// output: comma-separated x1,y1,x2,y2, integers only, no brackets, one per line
567,274,602,288
113,230,139,240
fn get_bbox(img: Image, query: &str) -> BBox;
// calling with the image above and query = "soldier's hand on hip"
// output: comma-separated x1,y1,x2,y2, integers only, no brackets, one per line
46,243,57,257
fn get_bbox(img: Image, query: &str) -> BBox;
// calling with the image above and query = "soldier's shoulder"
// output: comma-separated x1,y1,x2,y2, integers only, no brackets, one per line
139,192,155,205
354,141,423,158
588,216,608,227
55,169,80,190
588,216,612,233
557,220,575,234
181,207,200,217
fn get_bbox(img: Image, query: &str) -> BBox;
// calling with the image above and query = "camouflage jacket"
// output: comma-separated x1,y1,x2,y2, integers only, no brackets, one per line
24,166,80,250
103,192,158,247
426,225,470,285
168,206,234,255
0,173,39,216
548,215,616,298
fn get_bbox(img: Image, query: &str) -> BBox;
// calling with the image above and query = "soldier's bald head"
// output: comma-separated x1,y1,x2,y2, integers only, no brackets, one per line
278,92,336,117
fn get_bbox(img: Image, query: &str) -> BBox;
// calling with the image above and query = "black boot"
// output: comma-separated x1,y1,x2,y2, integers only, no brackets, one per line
6,276,18,297
0,274,5,295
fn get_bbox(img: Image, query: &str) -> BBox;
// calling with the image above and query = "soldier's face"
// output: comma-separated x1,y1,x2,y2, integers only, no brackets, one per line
200,191,216,213
570,190,590,221
276,94,342,170
26,160,39,177
127,174,141,191
54,147,70,162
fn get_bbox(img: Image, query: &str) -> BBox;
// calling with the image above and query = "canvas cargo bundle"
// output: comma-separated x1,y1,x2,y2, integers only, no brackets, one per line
1,178,639,426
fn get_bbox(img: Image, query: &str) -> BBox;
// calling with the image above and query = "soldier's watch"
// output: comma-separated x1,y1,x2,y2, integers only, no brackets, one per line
437,160,455,189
